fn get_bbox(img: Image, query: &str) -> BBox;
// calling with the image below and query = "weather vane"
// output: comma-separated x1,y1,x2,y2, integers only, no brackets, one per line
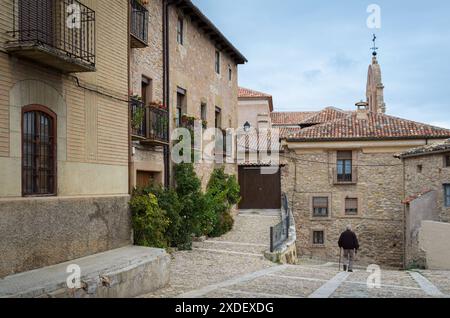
371,34,378,56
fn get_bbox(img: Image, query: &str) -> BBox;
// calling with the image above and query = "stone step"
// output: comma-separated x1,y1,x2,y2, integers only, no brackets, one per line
193,240,268,255
0,246,170,298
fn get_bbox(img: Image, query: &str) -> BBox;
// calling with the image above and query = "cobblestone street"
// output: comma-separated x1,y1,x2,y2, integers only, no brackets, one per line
141,211,450,299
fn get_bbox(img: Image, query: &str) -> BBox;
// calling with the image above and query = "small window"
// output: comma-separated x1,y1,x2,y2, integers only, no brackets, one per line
177,17,184,45
345,198,358,215
228,66,232,81
445,184,450,207
445,155,450,167
201,103,207,123
313,231,325,245
417,165,423,173
176,87,186,128
215,106,222,129
313,197,329,217
215,50,221,74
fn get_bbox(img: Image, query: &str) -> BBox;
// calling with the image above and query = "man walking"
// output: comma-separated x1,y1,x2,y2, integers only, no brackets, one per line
338,225,359,272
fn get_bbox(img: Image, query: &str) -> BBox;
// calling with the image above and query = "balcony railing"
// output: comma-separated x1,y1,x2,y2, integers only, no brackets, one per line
130,0,149,48
131,98,169,145
6,0,96,73
332,167,358,185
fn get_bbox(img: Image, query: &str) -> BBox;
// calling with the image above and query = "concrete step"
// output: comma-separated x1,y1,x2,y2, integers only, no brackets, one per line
0,246,170,298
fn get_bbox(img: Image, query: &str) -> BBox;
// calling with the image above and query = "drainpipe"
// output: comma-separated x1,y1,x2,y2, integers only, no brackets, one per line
128,0,133,195
163,0,175,188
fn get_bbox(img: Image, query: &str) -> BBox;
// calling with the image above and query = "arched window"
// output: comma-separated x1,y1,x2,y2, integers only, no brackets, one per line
22,105,57,196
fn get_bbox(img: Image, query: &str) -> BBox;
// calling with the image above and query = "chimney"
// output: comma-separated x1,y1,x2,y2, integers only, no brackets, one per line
355,100,369,120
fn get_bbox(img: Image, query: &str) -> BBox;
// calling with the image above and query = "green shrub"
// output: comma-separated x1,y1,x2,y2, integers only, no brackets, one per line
142,183,183,248
129,193,170,249
174,163,215,247
206,167,241,237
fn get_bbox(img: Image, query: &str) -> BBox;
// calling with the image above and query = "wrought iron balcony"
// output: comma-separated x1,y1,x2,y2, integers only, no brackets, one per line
5,0,96,73
130,0,149,48
131,98,169,145
332,167,358,185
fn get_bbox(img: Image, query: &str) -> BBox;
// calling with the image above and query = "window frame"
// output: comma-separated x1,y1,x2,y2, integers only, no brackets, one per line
336,150,353,183
312,196,329,218
177,16,184,45
445,154,450,168
215,50,221,74
345,197,358,215
312,230,325,245
445,184,450,207
22,105,57,197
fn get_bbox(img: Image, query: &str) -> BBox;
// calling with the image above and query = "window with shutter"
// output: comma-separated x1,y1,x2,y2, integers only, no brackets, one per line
313,197,329,217
345,198,358,215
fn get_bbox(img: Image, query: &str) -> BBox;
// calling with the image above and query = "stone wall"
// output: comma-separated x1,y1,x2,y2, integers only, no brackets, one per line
282,148,405,268
168,5,239,184
0,195,132,278
403,153,450,222
129,0,166,188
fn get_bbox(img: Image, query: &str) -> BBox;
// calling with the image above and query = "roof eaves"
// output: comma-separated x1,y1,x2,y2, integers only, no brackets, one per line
177,0,248,64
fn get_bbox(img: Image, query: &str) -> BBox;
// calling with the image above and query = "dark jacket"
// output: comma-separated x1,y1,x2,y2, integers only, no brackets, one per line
338,230,359,250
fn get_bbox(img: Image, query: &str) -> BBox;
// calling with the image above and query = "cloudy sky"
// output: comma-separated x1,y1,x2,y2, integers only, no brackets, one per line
193,0,450,128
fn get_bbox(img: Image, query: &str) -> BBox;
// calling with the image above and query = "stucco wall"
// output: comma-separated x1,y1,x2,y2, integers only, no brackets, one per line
419,221,450,270
0,0,129,197
238,99,271,130
0,195,132,278
405,191,439,268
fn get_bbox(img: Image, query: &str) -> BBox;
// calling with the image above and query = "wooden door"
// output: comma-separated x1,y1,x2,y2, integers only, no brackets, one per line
238,166,281,209
136,171,156,188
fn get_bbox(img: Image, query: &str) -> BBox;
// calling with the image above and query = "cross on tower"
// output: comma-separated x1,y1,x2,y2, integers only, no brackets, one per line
371,34,379,56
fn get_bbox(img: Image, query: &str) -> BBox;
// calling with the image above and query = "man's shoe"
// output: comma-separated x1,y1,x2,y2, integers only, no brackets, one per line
348,270,353,272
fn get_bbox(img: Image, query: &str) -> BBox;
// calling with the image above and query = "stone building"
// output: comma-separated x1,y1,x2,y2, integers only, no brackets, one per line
129,0,169,189
236,87,281,209
397,140,450,268
272,54,450,268
0,0,132,277
166,0,247,187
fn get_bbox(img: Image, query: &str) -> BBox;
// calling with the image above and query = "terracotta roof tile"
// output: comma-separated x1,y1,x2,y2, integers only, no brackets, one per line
271,111,318,125
286,112,450,141
301,107,350,125
238,87,272,98
397,139,450,158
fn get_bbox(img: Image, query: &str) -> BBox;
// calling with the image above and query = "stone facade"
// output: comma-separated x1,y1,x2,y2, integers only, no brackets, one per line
400,149,450,268
130,0,166,188
168,4,241,188
280,141,437,269
403,152,450,222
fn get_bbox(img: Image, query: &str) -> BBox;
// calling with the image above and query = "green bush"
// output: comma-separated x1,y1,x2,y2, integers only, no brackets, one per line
129,193,170,249
206,167,241,237
142,184,183,248
130,165,241,250
174,163,215,246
